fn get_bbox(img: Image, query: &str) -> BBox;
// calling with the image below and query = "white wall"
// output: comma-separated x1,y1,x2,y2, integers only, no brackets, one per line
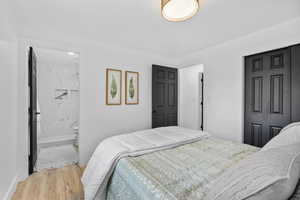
0,40,18,200
180,18,300,142
79,44,176,164
16,38,178,175
179,65,203,130
0,2,18,199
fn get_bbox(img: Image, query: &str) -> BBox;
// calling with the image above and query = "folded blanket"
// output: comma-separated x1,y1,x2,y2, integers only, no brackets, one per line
81,126,210,200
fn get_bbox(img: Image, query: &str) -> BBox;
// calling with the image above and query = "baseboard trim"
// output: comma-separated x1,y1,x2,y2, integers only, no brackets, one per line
3,173,20,200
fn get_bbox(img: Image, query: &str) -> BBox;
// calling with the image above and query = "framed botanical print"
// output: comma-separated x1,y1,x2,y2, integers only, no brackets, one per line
125,71,139,105
106,68,122,105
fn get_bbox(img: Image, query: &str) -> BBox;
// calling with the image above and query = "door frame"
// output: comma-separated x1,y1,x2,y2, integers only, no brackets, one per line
25,42,82,177
201,73,204,130
28,46,37,174
16,39,82,179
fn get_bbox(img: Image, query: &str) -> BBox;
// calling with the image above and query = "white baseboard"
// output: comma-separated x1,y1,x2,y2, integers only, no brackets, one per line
3,173,20,200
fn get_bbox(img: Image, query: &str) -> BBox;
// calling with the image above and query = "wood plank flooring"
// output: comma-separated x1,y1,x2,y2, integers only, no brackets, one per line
11,165,85,200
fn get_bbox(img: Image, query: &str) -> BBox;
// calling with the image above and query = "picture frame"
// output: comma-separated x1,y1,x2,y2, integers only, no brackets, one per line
106,68,122,105
125,71,139,105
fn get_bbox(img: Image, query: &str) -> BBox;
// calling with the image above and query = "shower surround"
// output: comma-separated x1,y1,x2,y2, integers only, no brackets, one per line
35,48,80,170
37,49,79,140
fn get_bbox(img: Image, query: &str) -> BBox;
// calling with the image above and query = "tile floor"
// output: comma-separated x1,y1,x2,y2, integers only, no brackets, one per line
36,144,78,171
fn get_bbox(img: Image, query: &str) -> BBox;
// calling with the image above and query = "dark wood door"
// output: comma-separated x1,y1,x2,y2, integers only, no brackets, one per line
28,47,38,174
152,65,178,128
244,48,291,147
291,45,300,122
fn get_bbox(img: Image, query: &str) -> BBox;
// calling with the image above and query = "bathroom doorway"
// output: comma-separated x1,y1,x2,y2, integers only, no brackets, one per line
28,47,80,173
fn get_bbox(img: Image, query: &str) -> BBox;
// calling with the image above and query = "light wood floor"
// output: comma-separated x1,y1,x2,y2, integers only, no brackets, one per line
11,165,85,200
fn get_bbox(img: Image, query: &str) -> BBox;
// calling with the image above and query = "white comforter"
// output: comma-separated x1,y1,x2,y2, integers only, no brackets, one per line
81,126,210,200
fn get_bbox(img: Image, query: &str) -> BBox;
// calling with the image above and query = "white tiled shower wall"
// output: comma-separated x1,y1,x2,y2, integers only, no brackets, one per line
37,49,79,139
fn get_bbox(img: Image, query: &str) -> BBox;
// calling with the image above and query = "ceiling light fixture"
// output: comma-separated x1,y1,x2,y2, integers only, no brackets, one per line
68,52,76,56
161,0,199,22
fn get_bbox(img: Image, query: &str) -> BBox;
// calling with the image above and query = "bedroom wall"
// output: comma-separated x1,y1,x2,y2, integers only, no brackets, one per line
16,38,178,174
0,40,18,200
179,17,300,142
0,2,18,200
179,65,203,130
79,44,177,164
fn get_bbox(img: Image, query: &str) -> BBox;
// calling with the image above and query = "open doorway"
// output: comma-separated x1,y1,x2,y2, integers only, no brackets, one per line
179,64,204,130
28,47,80,174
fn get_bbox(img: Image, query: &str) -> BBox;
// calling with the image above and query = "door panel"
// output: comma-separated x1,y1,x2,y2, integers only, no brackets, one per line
291,45,300,122
28,47,38,174
251,123,263,147
270,74,283,114
269,126,282,138
252,76,263,113
245,48,291,147
168,83,176,106
152,65,178,128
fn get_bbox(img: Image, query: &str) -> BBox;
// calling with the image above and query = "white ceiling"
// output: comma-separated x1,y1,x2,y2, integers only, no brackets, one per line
36,48,79,66
12,0,300,58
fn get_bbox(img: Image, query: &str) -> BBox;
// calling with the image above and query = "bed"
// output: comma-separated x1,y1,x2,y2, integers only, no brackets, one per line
82,124,300,200
107,137,258,200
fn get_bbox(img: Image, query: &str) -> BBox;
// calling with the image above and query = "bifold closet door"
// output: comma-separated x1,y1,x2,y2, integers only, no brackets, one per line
244,48,291,147
291,45,300,122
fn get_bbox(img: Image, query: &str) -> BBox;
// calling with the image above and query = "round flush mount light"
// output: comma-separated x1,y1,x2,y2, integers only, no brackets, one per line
161,0,199,22
68,52,76,56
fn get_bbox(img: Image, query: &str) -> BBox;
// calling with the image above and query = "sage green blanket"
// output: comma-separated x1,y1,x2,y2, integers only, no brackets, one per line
107,137,259,200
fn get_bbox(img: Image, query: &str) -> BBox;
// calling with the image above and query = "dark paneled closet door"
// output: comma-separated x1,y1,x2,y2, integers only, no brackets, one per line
245,48,291,147
152,65,178,128
291,45,300,122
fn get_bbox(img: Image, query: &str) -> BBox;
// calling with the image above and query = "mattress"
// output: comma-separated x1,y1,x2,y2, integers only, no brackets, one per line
106,137,259,200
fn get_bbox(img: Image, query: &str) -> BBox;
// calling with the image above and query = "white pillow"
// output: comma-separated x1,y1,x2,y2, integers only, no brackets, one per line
204,143,300,200
262,122,300,151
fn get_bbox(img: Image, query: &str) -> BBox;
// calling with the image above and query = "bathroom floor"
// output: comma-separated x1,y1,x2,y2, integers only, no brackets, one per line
36,144,78,171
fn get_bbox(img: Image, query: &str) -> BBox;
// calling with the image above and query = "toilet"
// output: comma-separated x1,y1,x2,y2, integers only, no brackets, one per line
73,126,79,148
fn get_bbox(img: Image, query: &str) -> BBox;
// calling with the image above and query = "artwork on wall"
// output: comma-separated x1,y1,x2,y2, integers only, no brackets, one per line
125,71,139,105
106,68,122,105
